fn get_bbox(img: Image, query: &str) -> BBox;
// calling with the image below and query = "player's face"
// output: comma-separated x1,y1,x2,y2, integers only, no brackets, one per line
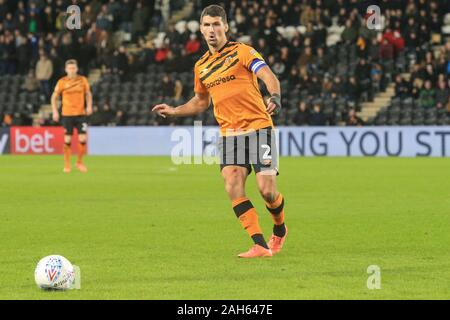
65,64,78,77
200,15,228,48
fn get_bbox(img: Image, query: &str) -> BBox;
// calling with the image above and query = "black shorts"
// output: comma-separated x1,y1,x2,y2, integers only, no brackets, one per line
62,116,88,135
218,127,279,175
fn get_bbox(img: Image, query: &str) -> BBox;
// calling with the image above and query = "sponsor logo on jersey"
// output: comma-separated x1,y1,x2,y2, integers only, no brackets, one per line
205,75,236,89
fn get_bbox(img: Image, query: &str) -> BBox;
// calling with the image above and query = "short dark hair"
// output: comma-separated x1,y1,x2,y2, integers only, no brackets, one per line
200,5,227,24
65,59,78,66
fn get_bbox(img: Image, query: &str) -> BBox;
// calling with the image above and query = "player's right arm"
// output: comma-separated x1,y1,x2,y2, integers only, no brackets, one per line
153,60,210,118
51,80,62,122
152,92,210,118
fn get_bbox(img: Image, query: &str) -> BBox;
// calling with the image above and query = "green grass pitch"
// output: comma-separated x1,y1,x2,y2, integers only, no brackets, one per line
0,155,449,299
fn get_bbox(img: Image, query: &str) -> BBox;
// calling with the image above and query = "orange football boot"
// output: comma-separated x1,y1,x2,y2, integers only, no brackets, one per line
268,227,288,254
76,162,88,173
238,245,273,258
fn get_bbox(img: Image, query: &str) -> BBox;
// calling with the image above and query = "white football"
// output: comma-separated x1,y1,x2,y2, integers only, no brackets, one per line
34,255,75,290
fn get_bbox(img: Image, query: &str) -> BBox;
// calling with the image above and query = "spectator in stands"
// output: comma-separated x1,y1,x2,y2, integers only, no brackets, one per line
293,102,310,126
110,45,129,80
435,81,449,109
346,108,364,126
89,106,103,126
341,19,358,44
2,113,12,127
321,75,333,96
272,60,286,79
96,5,114,32
100,102,115,125
314,46,330,73
309,75,321,97
119,0,134,33
347,76,361,104
382,28,405,58
419,80,436,109
0,34,6,75
90,102,115,126
16,33,30,74
298,46,315,71
435,55,449,77
394,74,410,99
97,30,114,68
371,62,385,91
155,41,170,63
423,64,437,84
411,78,423,100
3,12,14,32
82,5,97,28
74,36,96,76
185,33,201,55
90,0,103,15
309,104,327,126
355,58,372,99
331,76,345,98
132,1,149,41
107,0,122,30
35,51,53,99
159,74,174,98
355,58,371,82
300,5,315,26
49,47,64,84
174,79,183,103
58,33,75,63
410,63,424,84
379,38,394,60
3,32,16,74
22,69,39,92
114,109,128,126
0,0,7,22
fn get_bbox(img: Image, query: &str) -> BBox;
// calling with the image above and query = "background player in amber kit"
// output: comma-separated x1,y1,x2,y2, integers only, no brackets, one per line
51,59,93,173
153,5,287,258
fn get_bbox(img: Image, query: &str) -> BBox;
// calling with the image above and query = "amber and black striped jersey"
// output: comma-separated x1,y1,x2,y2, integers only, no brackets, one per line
54,75,90,116
194,41,274,136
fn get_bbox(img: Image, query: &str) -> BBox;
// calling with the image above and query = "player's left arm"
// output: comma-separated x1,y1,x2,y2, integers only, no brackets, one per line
241,45,281,115
255,66,281,115
84,77,93,115
85,91,93,115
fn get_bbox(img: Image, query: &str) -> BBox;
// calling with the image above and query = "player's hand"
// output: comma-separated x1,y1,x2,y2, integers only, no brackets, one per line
152,104,176,118
266,93,282,116
86,106,93,116
52,112,60,123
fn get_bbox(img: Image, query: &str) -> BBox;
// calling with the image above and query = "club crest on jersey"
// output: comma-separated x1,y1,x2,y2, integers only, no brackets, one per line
224,56,233,66
45,257,62,282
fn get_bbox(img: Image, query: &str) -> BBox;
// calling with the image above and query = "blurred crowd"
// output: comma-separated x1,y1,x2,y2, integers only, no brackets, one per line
394,43,450,110
0,0,184,98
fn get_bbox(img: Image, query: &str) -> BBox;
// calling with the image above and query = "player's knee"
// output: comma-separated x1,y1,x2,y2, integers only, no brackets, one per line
78,134,87,144
225,181,243,196
223,168,245,195
64,137,72,146
259,188,277,203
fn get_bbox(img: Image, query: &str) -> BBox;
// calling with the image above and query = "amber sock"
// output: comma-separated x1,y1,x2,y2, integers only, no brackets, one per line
265,193,286,237
232,197,268,249
77,142,86,164
63,143,71,167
